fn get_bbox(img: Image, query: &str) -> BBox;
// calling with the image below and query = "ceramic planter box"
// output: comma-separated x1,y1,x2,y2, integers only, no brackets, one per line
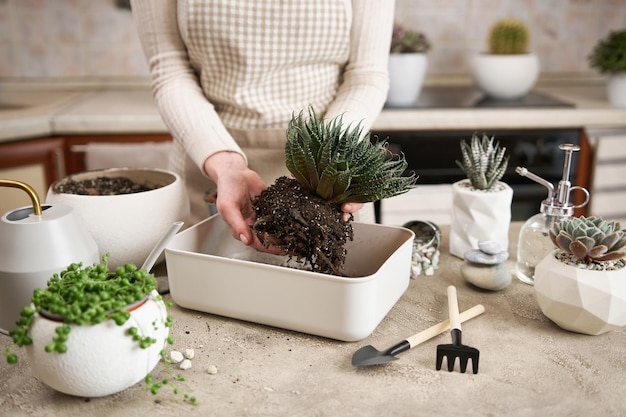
165,214,414,342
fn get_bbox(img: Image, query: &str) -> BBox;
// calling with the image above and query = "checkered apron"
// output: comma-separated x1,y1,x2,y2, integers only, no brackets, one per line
176,0,375,223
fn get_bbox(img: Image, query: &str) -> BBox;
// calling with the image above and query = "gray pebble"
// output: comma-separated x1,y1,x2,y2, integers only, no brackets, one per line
464,249,509,265
478,240,502,255
461,262,511,291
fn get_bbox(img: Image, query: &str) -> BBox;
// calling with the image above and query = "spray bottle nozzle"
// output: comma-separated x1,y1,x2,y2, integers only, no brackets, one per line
516,143,590,217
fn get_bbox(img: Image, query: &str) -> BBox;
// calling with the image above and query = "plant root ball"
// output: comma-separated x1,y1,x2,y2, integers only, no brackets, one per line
251,176,353,276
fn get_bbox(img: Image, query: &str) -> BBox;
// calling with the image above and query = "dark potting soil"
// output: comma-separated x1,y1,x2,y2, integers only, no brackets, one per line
54,176,154,195
251,176,353,276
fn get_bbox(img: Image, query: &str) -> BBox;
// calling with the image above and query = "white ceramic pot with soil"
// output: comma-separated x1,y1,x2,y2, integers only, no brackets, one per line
386,53,428,107
534,251,626,335
46,168,189,269
25,290,169,397
449,179,513,259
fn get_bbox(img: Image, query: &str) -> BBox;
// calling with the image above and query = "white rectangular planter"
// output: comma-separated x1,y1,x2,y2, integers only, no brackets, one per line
165,214,414,341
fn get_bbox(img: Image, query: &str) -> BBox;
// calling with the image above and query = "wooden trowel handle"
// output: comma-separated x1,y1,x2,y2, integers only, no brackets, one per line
406,303,485,348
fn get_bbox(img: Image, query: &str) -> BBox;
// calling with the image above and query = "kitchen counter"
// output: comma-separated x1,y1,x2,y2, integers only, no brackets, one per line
1,223,624,417
1,79,626,143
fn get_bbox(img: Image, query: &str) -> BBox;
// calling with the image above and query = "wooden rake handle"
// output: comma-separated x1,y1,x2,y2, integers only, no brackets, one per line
447,285,462,331
406,303,485,348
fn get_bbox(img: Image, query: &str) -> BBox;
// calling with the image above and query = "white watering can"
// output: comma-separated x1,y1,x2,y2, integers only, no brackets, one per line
0,179,99,334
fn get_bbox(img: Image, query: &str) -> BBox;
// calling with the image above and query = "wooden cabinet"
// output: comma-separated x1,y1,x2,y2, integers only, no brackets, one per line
63,134,172,175
0,137,65,215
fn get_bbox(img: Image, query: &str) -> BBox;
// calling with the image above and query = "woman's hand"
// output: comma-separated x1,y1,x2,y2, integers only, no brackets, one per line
204,152,284,254
340,202,364,221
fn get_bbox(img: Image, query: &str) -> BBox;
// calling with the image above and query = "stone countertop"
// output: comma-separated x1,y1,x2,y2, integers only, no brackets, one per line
1,223,624,416
1,80,626,143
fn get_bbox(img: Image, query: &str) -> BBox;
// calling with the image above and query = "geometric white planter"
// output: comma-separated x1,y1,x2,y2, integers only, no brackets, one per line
386,53,428,107
449,179,513,259
46,168,190,269
535,251,626,335
470,53,539,100
607,72,626,108
25,290,169,397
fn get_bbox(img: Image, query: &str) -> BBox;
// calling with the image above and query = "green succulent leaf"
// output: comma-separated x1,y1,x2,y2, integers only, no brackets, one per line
284,106,416,203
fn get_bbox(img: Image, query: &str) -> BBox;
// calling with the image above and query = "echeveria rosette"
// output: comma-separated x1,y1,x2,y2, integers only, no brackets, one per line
549,216,626,263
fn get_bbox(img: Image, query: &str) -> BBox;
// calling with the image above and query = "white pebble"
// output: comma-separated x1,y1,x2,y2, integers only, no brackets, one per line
207,365,218,375
179,359,192,370
169,350,184,363
184,348,195,359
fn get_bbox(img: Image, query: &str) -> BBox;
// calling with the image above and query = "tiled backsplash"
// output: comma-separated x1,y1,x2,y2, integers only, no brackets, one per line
0,0,624,79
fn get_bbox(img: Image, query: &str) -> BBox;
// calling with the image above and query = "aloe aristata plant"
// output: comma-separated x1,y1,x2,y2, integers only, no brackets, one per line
455,133,509,191
550,216,626,265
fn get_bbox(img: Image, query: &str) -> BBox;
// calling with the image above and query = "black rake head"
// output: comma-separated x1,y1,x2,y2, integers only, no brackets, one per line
436,329,480,374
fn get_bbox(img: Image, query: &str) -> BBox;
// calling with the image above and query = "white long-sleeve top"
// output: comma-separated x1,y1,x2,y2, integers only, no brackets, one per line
131,0,394,175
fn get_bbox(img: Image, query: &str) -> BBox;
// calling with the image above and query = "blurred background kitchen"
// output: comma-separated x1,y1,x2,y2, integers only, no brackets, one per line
1,0,626,225
0,0,623,79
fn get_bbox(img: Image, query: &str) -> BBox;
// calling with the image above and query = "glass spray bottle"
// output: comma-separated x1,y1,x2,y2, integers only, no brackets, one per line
515,144,590,285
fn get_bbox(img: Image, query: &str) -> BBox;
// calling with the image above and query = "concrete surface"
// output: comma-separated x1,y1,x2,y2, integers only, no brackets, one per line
1,223,625,417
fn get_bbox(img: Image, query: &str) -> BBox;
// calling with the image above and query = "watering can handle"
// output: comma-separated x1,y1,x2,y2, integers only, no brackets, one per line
0,179,42,215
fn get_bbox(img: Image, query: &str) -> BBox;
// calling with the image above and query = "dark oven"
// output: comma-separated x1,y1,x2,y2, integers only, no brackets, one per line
372,87,580,223
372,128,581,222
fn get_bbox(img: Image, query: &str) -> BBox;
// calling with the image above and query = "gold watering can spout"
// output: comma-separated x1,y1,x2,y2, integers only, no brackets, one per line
0,179,43,216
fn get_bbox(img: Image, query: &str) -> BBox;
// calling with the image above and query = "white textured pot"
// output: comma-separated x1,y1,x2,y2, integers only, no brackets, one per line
534,252,626,335
386,53,428,107
46,168,189,269
470,53,539,100
25,290,168,397
449,179,513,259
607,72,626,108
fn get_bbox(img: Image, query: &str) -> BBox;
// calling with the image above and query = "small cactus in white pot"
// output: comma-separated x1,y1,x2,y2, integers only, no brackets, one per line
449,133,512,259
534,216,626,335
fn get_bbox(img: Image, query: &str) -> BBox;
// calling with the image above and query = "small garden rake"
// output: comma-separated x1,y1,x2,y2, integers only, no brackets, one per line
436,285,480,374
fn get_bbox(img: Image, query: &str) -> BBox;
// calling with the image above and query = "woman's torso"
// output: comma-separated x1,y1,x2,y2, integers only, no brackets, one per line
177,0,352,130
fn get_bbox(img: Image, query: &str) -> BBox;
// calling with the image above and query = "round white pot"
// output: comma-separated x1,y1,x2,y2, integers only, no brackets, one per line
607,72,626,108
25,290,169,397
386,53,428,107
535,251,626,335
470,53,539,100
46,168,189,269
449,180,513,259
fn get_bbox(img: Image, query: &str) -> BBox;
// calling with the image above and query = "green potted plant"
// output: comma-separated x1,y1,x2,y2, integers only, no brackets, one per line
449,133,512,259
3,255,194,403
588,29,626,108
534,216,626,335
470,18,539,100
387,23,432,107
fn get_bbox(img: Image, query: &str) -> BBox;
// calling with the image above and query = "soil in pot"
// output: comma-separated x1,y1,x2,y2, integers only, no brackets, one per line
53,176,154,195
252,176,353,276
